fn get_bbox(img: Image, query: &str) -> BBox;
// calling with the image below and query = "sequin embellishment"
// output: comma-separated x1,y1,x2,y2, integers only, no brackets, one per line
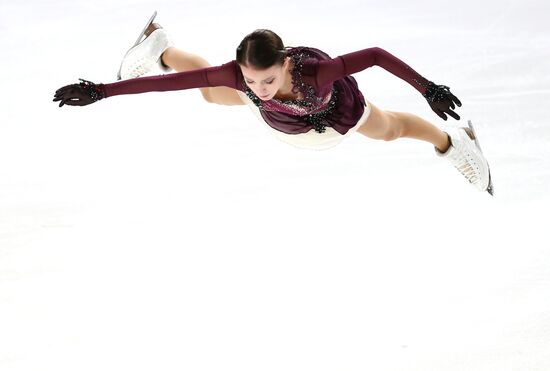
243,48,339,133
79,78,106,102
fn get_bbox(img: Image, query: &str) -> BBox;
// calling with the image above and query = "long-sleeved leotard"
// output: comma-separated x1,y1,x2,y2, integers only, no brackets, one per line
315,47,429,95
103,60,241,97
103,47,429,98
101,47,432,135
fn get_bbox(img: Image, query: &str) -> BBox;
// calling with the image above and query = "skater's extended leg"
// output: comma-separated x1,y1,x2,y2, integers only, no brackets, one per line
357,101,450,152
357,101,493,194
161,47,245,106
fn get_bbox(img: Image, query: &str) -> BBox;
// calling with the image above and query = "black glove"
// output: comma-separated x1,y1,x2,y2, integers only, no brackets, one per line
422,81,462,121
53,78,106,107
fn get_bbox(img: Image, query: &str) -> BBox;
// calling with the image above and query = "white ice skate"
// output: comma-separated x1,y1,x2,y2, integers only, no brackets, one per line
116,11,174,80
436,120,494,195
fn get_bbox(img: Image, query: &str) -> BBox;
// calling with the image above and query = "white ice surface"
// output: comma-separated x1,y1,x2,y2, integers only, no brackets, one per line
1,0,549,370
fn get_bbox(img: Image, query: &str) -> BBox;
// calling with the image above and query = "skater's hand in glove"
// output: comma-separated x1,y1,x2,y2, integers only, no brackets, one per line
53,79,106,107
422,81,462,121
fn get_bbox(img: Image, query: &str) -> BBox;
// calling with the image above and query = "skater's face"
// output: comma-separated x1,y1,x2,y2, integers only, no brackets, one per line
240,57,291,101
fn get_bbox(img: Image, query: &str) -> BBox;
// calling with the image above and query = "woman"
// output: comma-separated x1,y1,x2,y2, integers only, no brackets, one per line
53,14,493,195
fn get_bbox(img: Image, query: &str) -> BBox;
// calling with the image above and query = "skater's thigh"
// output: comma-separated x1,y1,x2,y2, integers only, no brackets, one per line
208,86,246,106
356,101,400,141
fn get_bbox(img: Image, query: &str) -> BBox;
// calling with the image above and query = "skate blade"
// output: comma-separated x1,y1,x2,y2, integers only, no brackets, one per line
117,10,158,80
465,120,495,196
466,120,483,153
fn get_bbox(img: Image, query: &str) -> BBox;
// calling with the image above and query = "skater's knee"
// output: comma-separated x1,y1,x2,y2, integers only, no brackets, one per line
357,104,402,141
382,125,401,141
374,116,403,142
201,88,215,104
382,112,406,141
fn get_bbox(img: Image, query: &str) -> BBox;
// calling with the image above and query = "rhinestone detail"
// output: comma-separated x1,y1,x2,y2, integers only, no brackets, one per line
243,48,338,133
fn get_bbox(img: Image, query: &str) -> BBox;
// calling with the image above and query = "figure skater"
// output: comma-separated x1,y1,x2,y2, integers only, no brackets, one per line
52,12,493,195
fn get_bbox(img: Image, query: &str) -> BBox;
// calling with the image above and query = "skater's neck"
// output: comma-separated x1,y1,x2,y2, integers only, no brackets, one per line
273,59,300,100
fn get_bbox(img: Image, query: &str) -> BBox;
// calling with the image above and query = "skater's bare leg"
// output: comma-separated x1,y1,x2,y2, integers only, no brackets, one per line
161,47,244,106
357,101,450,152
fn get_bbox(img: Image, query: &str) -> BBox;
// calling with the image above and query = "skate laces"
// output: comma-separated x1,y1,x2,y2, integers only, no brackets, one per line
453,154,480,184
129,56,156,78
449,130,482,185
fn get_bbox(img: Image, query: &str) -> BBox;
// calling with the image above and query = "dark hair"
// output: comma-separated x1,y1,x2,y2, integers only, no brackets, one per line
236,29,288,69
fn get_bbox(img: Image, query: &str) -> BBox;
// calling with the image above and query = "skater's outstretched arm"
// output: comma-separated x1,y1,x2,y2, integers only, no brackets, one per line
316,47,462,120
53,61,241,107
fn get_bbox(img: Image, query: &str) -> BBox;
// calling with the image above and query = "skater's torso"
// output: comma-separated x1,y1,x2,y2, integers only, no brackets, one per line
236,46,357,135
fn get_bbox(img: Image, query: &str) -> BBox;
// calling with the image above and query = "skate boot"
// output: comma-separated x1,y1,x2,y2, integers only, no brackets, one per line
117,12,174,80
435,121,494,195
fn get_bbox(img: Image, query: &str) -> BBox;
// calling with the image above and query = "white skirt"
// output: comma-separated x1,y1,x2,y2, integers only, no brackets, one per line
237,90,371,151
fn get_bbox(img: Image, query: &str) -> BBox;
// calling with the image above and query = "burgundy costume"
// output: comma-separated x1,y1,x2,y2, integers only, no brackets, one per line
102,46,432,136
